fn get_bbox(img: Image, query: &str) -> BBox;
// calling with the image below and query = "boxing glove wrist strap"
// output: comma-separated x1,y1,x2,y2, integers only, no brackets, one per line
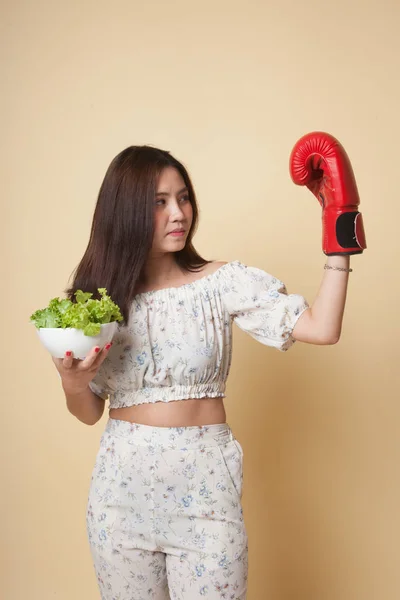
324,264,353,273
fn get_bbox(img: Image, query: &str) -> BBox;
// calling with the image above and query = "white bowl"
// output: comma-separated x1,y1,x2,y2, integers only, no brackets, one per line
36,321,118,359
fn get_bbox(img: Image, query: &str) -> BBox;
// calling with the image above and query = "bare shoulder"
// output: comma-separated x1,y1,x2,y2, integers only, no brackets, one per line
201,260,228,276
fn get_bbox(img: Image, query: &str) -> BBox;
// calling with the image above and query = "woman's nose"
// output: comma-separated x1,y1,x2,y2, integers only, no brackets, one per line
168,202,184,220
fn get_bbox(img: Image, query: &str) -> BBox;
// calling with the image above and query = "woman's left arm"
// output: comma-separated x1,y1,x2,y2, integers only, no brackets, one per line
288,131,367,347
292,255,351,345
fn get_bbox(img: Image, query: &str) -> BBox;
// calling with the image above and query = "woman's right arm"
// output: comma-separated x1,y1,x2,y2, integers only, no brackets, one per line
53,344,112,426
63,384,105,426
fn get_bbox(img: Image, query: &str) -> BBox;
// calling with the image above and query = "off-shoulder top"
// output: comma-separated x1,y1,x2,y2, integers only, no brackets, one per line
89,260,309,408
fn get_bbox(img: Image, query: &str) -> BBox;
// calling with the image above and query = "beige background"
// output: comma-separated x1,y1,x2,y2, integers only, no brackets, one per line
2,0,399,598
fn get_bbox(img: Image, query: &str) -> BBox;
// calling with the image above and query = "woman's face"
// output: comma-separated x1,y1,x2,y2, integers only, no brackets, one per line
151,167,193,254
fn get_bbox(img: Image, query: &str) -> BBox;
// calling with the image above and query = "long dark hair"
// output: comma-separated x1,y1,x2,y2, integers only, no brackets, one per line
65,146,210,324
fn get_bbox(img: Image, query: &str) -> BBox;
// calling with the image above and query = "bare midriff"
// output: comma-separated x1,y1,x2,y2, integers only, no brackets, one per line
109,397,226,427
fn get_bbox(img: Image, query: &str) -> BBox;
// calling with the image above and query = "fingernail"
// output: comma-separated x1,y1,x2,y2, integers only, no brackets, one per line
105,342,112,350
94,347,100,353
66,351,72,357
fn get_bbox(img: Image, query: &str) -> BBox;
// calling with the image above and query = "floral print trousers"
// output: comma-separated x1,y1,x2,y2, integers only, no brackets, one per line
86,418,248,599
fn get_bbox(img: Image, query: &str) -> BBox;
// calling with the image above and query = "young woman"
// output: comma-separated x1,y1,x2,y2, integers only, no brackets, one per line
53,135,365,600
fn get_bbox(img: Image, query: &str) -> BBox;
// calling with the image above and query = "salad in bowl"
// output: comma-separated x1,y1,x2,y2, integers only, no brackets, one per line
30,288,123,359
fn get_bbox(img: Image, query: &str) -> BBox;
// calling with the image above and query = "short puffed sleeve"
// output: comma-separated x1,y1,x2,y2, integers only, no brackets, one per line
219,261,309,351
88,373,109,401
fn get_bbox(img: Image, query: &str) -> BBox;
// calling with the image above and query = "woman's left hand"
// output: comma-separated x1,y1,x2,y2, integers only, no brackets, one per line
289,131,367,256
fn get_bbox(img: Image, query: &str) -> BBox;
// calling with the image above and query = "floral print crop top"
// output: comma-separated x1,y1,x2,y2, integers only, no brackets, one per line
89,261,309,408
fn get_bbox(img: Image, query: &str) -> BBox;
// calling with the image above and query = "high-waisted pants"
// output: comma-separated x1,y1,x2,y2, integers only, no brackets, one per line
86,418,248,599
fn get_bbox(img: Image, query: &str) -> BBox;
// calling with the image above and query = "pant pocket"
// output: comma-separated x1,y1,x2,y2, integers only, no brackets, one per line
217,439,244,501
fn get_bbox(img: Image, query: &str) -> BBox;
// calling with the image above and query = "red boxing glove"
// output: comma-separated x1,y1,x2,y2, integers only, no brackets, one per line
289,131,366,255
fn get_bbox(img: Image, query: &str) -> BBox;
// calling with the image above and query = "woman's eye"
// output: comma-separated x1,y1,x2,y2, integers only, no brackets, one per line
180,195,190,203
155,199,165,206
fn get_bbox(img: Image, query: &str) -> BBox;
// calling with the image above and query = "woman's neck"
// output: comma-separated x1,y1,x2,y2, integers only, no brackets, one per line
141,254,182,288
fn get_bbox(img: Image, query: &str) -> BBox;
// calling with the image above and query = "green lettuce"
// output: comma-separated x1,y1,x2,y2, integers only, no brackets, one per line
30,288,123,336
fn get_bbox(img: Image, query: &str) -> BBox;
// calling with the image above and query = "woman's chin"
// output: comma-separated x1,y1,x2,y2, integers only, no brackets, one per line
166,237,187,249
151,239,187,254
